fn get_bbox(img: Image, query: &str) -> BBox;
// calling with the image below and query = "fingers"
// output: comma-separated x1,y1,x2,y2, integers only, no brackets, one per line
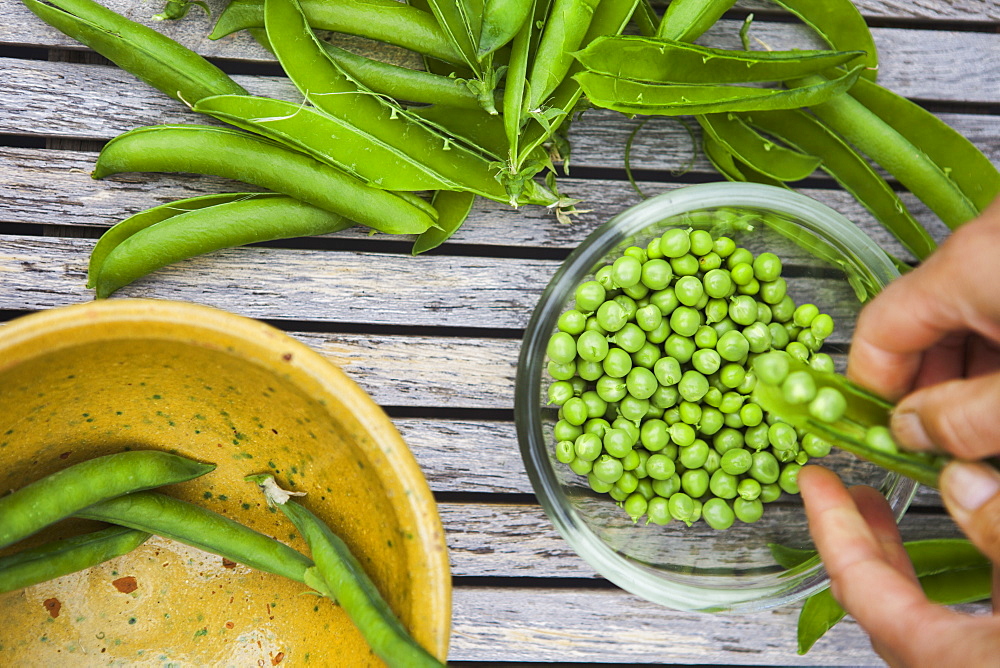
940,461,1000,566
890,369,1000,458
848,201,1000,400
848,485,916,582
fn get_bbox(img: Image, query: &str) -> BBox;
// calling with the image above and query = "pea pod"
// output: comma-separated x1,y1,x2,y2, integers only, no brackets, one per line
413,190,477,254
0,451,214,549
0,527,149,594
847,76,1000,213
697,113,821,182
526,0,602,110
249,475,444,667
88,192,283,289
21,0,246,104
503,0,553,159
263,0,511,204
92,196,354,299
656,0,736,42
575,36,866,84
75,492,314,584
209,0,462,64
792,74,980,230
408,105,510,161
701,133,785,187
478,0,532,58
425,0,484,75
92,125,437,235
736,108,937,260
770,0,878,81
575,64,865,116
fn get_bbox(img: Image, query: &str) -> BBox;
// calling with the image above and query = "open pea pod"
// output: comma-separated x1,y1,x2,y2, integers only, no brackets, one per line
575,35,866,84
210,0,462,65
21,0,246,104
770,0,878,81
697,113,821,182
413,190,477,254
424,0,484,75
575,64,865,116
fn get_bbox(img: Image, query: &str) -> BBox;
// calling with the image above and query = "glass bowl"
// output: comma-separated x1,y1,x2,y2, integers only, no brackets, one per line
516,182,916,613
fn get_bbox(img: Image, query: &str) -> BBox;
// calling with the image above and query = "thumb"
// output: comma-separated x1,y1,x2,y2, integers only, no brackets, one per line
891,370,1000,460
939,461,1000,565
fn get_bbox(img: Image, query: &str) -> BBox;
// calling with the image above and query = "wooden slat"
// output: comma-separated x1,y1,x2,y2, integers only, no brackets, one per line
736,0,1000,22
3,1,999,103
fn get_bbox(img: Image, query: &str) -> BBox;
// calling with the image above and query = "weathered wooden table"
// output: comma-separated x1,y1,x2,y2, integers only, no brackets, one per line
2,0,998,665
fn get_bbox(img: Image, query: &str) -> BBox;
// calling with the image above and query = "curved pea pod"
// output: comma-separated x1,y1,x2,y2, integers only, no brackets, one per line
526,0,602,110
752,359,962,488
408,104,509,161
0,451,214,549
575,36,866,84
91,195,354,299
575,64,865,117
697,113,821,182
87,192,282,289
656,0,735,42
770,0,878,81
92,125,437,236
478,0,532,58
424,0,483,75
263,0,510,204
737,108,936,261
791,74,979,230
249,475,444,667
701,133,784,186
75,492,314,584
210,0,462,65
21,0,246,104
193,95,459,192
0,527,149,594
413,190,477,255
847,76,1000,214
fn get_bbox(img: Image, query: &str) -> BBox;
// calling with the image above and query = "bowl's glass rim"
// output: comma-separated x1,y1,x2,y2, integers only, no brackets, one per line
516,182,915,613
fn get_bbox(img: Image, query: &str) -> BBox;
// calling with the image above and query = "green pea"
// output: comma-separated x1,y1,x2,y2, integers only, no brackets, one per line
652,474,681,499
727,247,754,269
546,331,577,364
718,391,745,414
645,319,672,345
786,341,810,363
602,348,633,378
619,395,651,422
641,258,673,290
737,369,757,395
646,236,664,259
553,419,583,442
797,328,822,352
574,432,603,461
782,370,817,404
667,492,696,526
561,397,588,426
646,453,677,480
802,432,832,458
702,269,733,299
615,471,639,495
737,277,760,296
720,448,753,475
751,252,781,282
758,277,787,305
713,427,745,454
639,419,669,452
811,313,835,340
709,469,738,499
809,386,848,422
595,375,627,402
669,422,697,447
609,486,629,502
575,329,609,363
714,236,736,257
703,387,723,407
636,475,654,498
678,439,709,470
621,449,641,472
723,411,745,429
624,493,648,521
744,422,770,451
779,462,802,494
584,418,611,439
646,496,672,525
771,294,795,322
743,322,772,353
793,303,820,328
703,298,729,325
660,228,691,258
702,498,735,531
664,334,696,364
596,300,628,332
670,253,700,276
717,330,750,362
737,478,762,501
730,262,755,286
759,482,782,503
588,473,615,493
689,349,720,376
711,316,738,338
865,425,898,453
749,451,780,484
768,422,798,451
612,255,643,288
603,429,633,458
677,400,702,425
631,341,661,369
555,440,576,464
611,323,647,354
739,402,763,427
633,304,662,332
614,295,639,320
569,457,593,475
768,322,790,349
585,316,607,335
674,276,705,307
688,229,714,255
669,306,702,337
678,370,710,402
698,251,722,272
547,380,574,406
703,448,722,475
649,288,680,316
809,353,836,373
595,265,616,292
681,468,710,498
558,309,587,335
592,456,625,484
575,280,606,312
734,497,764,523
728,295,757,326
698,406,725,436
718,362,746,389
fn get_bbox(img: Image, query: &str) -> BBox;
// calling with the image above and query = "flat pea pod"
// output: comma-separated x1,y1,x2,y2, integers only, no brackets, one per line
209,0,462,65
88,192,283,289
575,64,865,116
408,104,510,161
633,0,658,37
701,133,785,187
0,526,149,594
413,190,477,255
478,0,532,58
792,74,979,230
526,0,602,110
0,451,214,549
575,36,866,85
656,0,736,42
425,0,484,75
697,113,821,182
75,492,314,584
264,0,509,204
737,108,937,260
92,125,437,236
847,76,1000,214
193,95,455,192
318,43,486,111
770,0,878,81
92,196,354,299
21,0,246,105
250,476,444,667
503,0,553,157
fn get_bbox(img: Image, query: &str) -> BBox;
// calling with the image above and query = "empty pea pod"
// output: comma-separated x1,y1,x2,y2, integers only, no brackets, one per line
697,113,821,182
87,192,282,289
250,475,444,668
0,526,149,595
210,0,462,65
75,491,314,584
424,0,483,75
574,36,866,85
575,64,865,116
701,133,785,187
92,125,437,235
526,0,602,110
21,0,246,104
655,0,736,42
413,190,478,254
91,195,354,299
0,451,214,549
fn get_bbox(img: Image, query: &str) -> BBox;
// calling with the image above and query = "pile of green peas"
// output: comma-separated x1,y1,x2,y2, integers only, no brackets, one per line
545,225,837,530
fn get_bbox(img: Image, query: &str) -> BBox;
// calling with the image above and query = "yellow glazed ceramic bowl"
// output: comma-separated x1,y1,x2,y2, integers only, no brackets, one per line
0,299,450,666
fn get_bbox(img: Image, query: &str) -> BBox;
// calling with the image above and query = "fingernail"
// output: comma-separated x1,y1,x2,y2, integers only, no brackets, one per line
890,409,934,451
941,462,1000,513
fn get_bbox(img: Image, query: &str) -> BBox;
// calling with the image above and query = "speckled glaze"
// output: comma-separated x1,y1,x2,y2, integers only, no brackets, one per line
0,300,451,666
